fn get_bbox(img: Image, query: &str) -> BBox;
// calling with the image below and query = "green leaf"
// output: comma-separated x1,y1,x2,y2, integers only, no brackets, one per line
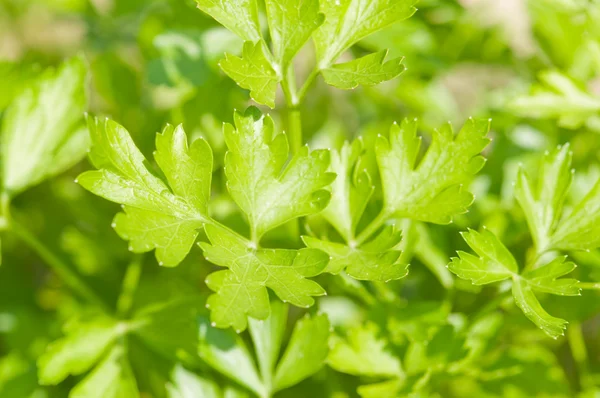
328,322,402,377
515,144,572,251
302,226,408,281
167,365,221,398
522,256,581,296
248,301,287,384
450,229,581,338
272,313,330,392
1,56,88,195
197,316,263,395
322,50,405,90
376,118,490,224
223,107,335,239
70,345,139,398
201,224,328,331
195,0,261,42
133,298,201,360
510,70,600,129
448,228,518,285
38,316,118,385
314,0,417,66
78,120,212,267
320,139,373,242
219,41,280,108
549,179,600,251
512,278,569,339
265,0,324,66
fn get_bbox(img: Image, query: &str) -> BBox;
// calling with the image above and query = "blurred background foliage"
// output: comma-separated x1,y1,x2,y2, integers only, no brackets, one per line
1,0,600,397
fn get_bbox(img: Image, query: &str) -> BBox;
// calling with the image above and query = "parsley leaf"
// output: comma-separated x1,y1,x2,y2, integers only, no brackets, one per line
1,56,88,196
449,229,581,338
38,316,118,385
322,50,405,90
314,0,417,67
78,120,212,267
224,107,335,240
303,226,407,281
516,143,600,252
219,41,280,108
201,224,328,331
266,0,324,67
195,0,261,42
511,70,600,130
70,345,138,398
328,322,402,377
515,144,572,252
376,118,490,224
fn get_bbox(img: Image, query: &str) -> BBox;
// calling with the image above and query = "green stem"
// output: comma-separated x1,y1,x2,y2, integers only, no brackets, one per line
578,282,600,290
567,322,592,390
286,108,303,156
116,254,144,318
10,217,109,312
296,67,320,104
355,209,390,246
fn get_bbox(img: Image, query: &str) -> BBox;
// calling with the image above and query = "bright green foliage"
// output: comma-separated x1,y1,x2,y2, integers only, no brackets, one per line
265,0,324,66
448,228,518,284
322,50,405,90
303,226,407,281
449,229,581,338
314,0,417,67
78,120,211,267
198,306,329,396
201,225,328,330
515,144,572,251
38,317,118,385
328,322,402,377
219,41,280,108
1,56,88,195
511,70,600,130
318,140,373,242
377,118,490,224
224,108,335,240
516,143,600,252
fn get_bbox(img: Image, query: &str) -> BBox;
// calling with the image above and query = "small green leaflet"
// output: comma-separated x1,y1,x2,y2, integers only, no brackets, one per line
449,229,581,338
78,119,212,267
515,143,600,252
511,70,600,130
314,0,417,67
319,139,373,242
303,226,407,281
322,50,405,90
195,0,261,42
201,224,328,331
219,41,280,108
515,144,572,252
1,56,88,196
377,118,490,224
266,0,324,66
224,107,335,240
199,307,329,395
448,228,518,284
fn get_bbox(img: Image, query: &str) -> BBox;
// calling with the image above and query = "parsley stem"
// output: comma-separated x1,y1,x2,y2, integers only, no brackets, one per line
297,68,320,104
578,282,600,290
567,322,593,390
10,216,109,312
116,254,144,318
